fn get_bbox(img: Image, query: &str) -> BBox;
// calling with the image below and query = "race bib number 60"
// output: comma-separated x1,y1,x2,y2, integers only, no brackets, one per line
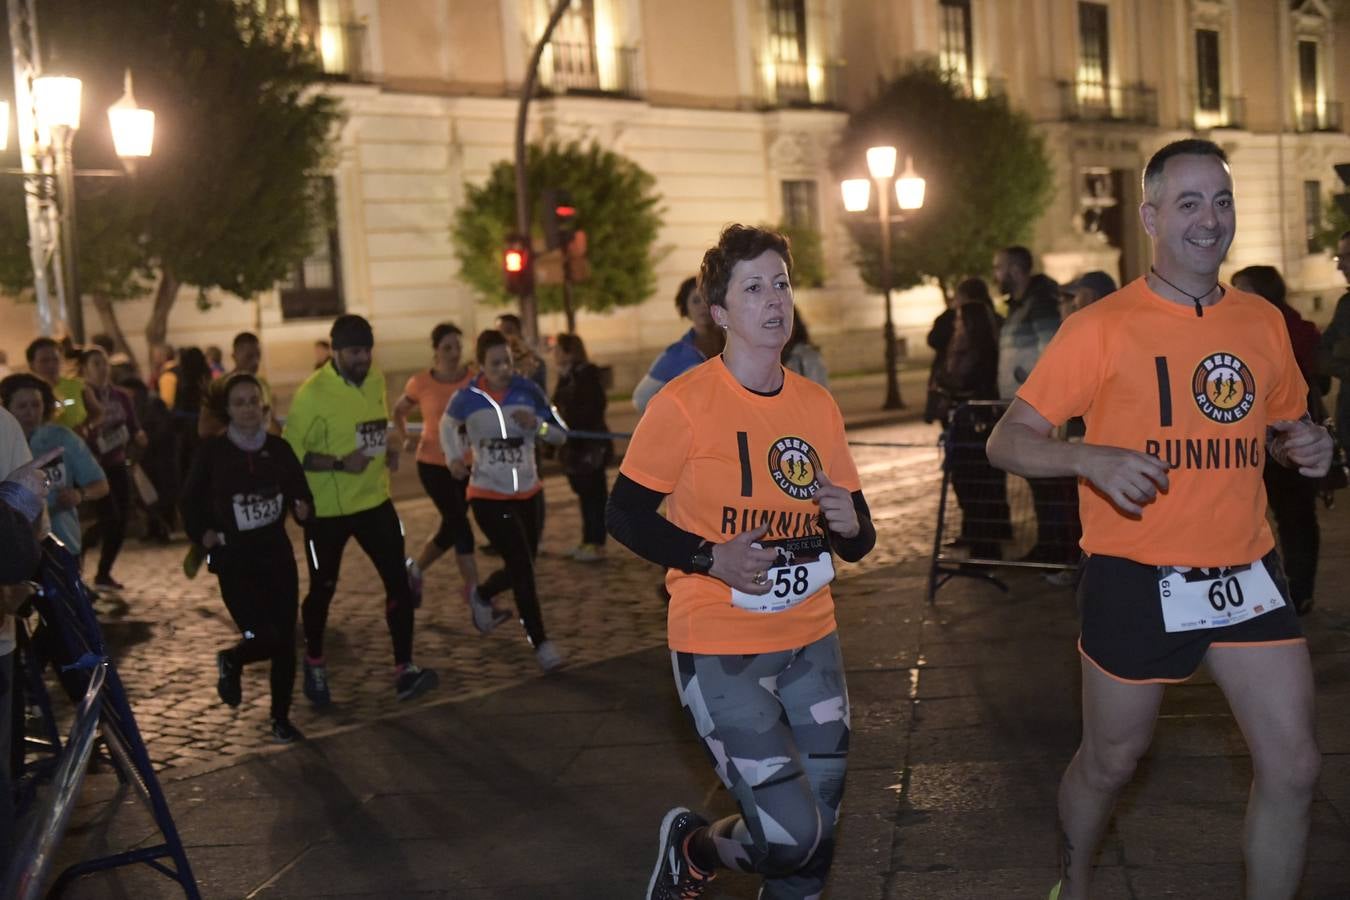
730,536,835,614
1157,560,1285,633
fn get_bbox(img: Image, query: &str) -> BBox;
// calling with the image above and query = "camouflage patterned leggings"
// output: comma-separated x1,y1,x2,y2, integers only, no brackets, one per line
673,631,849,900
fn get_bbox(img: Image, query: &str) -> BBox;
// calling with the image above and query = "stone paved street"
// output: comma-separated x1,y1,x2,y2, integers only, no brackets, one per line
70,419,941,774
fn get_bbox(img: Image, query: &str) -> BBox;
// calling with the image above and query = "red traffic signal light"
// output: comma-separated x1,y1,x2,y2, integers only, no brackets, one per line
542,188,577,250
503,235,533,296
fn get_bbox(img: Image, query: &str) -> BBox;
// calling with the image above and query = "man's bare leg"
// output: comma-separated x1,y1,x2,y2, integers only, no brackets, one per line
1205,642,1319,900
1057,658,1165,900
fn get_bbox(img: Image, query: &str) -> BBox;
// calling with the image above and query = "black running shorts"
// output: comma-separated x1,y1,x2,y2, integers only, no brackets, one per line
1076,549,1304,683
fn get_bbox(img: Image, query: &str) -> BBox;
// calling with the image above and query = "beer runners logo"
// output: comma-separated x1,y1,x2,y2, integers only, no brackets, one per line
1192,352,1256,424
768,436,823,500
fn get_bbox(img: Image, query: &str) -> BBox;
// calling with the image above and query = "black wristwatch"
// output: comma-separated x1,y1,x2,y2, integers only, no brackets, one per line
688,540,715,575
332,456,344,472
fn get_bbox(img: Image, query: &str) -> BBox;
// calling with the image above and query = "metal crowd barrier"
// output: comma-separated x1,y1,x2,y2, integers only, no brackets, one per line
928,400,1080,602
3,539,199,900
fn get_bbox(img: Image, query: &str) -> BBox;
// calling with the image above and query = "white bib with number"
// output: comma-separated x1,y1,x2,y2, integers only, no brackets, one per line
356,420,387,458
479,437,526,469
232,491,284,531
731,536,835,614
97,424,129,455
1157,560,1285,633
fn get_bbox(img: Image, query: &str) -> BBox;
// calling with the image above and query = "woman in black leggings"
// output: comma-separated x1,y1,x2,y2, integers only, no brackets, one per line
181,373,313,742
441,330,568,671
79,347,147,590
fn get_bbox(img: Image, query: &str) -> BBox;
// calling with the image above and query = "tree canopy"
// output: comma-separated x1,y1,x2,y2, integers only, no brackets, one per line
833,63,1054,297
451,140,664,318
0,0,342,352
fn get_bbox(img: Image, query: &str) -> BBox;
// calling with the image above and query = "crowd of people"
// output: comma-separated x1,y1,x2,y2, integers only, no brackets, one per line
2,137,1348,899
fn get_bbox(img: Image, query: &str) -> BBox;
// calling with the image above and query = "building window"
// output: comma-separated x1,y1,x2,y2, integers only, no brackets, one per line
1297,39,1320,130
1305,180,1322,255
781,180,819,231
1077,2,1111,107
280,177,345,321
1195,29,1221,113
938,0,974,92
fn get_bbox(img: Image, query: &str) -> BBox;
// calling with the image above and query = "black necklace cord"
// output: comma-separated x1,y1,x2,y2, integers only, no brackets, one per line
1150,267,1218,318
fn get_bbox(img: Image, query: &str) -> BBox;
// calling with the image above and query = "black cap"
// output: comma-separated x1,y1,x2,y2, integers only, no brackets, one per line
330,314,374,350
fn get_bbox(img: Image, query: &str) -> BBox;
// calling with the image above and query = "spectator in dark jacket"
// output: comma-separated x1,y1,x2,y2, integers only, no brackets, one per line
940,278,1011,559
925,303,956,425
1320,230,1350,449
552,334,612,562
994,246,1074,564
1234,265,1323,614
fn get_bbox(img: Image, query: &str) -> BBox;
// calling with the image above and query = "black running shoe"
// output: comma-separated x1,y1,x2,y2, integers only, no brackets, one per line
395,664,439,701
216,650,242,707
303,659,332,708
646,807,714,899
269,718,305,744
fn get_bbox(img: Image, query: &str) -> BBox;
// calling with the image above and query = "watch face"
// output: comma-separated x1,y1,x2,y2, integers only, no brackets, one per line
692,551,713,572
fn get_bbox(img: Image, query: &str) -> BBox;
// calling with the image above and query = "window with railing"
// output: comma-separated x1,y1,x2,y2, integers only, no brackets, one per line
755,0,843,108
1305,180,1322,255
1076,2,1110,109
257,0,368,80
938,0,974,93
280,177,345,321
1195,29,1220,113
538,0,641,98
1293,38,1338,131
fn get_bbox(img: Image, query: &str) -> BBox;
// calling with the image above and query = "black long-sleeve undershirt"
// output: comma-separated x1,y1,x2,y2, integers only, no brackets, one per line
605,473,876,572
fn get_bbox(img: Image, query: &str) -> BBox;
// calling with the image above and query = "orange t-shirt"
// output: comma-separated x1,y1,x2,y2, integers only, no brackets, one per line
620,357,862,655
403,368,473,466
1017,277,1307,567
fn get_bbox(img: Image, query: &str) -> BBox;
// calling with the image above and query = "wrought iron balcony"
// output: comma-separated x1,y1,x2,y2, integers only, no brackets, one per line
540,41,641,99
1057,79,1158,126
1297,100,1343,133
753,56,844,109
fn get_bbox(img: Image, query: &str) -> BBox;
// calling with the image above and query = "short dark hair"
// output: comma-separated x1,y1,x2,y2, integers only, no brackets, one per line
232,331,260,351
78,346,108,371
1232,265,1286,307
90,333,116,354
555,332,589,364
475,329,510,364
25,336,59,365
0,372,57,420
999,246,1033,275
1340,229,1350,243
674,276,700,317
495,313,522,330
698,225,793,309
1143,139,1229,204
431,322,463,348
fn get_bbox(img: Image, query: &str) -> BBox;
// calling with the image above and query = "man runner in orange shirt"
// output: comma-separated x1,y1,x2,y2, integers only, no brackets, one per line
987,139,1332,900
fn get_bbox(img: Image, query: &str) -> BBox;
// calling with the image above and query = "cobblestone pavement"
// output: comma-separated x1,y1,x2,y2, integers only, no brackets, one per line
61,420,942,774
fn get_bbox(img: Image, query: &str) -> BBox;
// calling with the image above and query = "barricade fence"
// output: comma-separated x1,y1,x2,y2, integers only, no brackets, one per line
4,539,199,900
928,400,1081,601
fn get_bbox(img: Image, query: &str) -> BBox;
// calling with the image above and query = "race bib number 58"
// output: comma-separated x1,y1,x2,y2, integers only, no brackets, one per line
730,536,835,614
1157,560,1285,633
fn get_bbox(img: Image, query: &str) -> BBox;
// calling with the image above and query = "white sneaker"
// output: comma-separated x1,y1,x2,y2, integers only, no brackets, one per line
469,587,505,634
534,640,565,673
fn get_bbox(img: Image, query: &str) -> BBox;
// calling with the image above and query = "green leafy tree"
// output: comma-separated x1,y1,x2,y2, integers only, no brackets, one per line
1315,196,1350,255
763,222,825,289
0,0,341,361
833,63,1054,298
452,141,664,327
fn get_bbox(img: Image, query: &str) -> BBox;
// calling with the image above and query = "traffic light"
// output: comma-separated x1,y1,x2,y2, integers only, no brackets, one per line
543,188,577,250
1336,163,1350,219
502,234,533,296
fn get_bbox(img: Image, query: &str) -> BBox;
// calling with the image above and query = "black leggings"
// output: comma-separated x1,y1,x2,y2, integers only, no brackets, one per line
94,463,131,580
302,500,414,666
471,493,547,646
211,542,298,719
566,467,608,546
417,461,475,555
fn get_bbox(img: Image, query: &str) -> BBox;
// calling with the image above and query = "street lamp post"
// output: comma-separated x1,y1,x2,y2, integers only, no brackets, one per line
27,69,155,344
841,148,926,411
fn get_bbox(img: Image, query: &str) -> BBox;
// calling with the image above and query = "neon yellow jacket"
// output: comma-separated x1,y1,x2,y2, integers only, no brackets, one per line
283,361,390,518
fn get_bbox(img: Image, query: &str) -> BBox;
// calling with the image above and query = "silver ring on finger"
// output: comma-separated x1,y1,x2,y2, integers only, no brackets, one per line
753,571,769,585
